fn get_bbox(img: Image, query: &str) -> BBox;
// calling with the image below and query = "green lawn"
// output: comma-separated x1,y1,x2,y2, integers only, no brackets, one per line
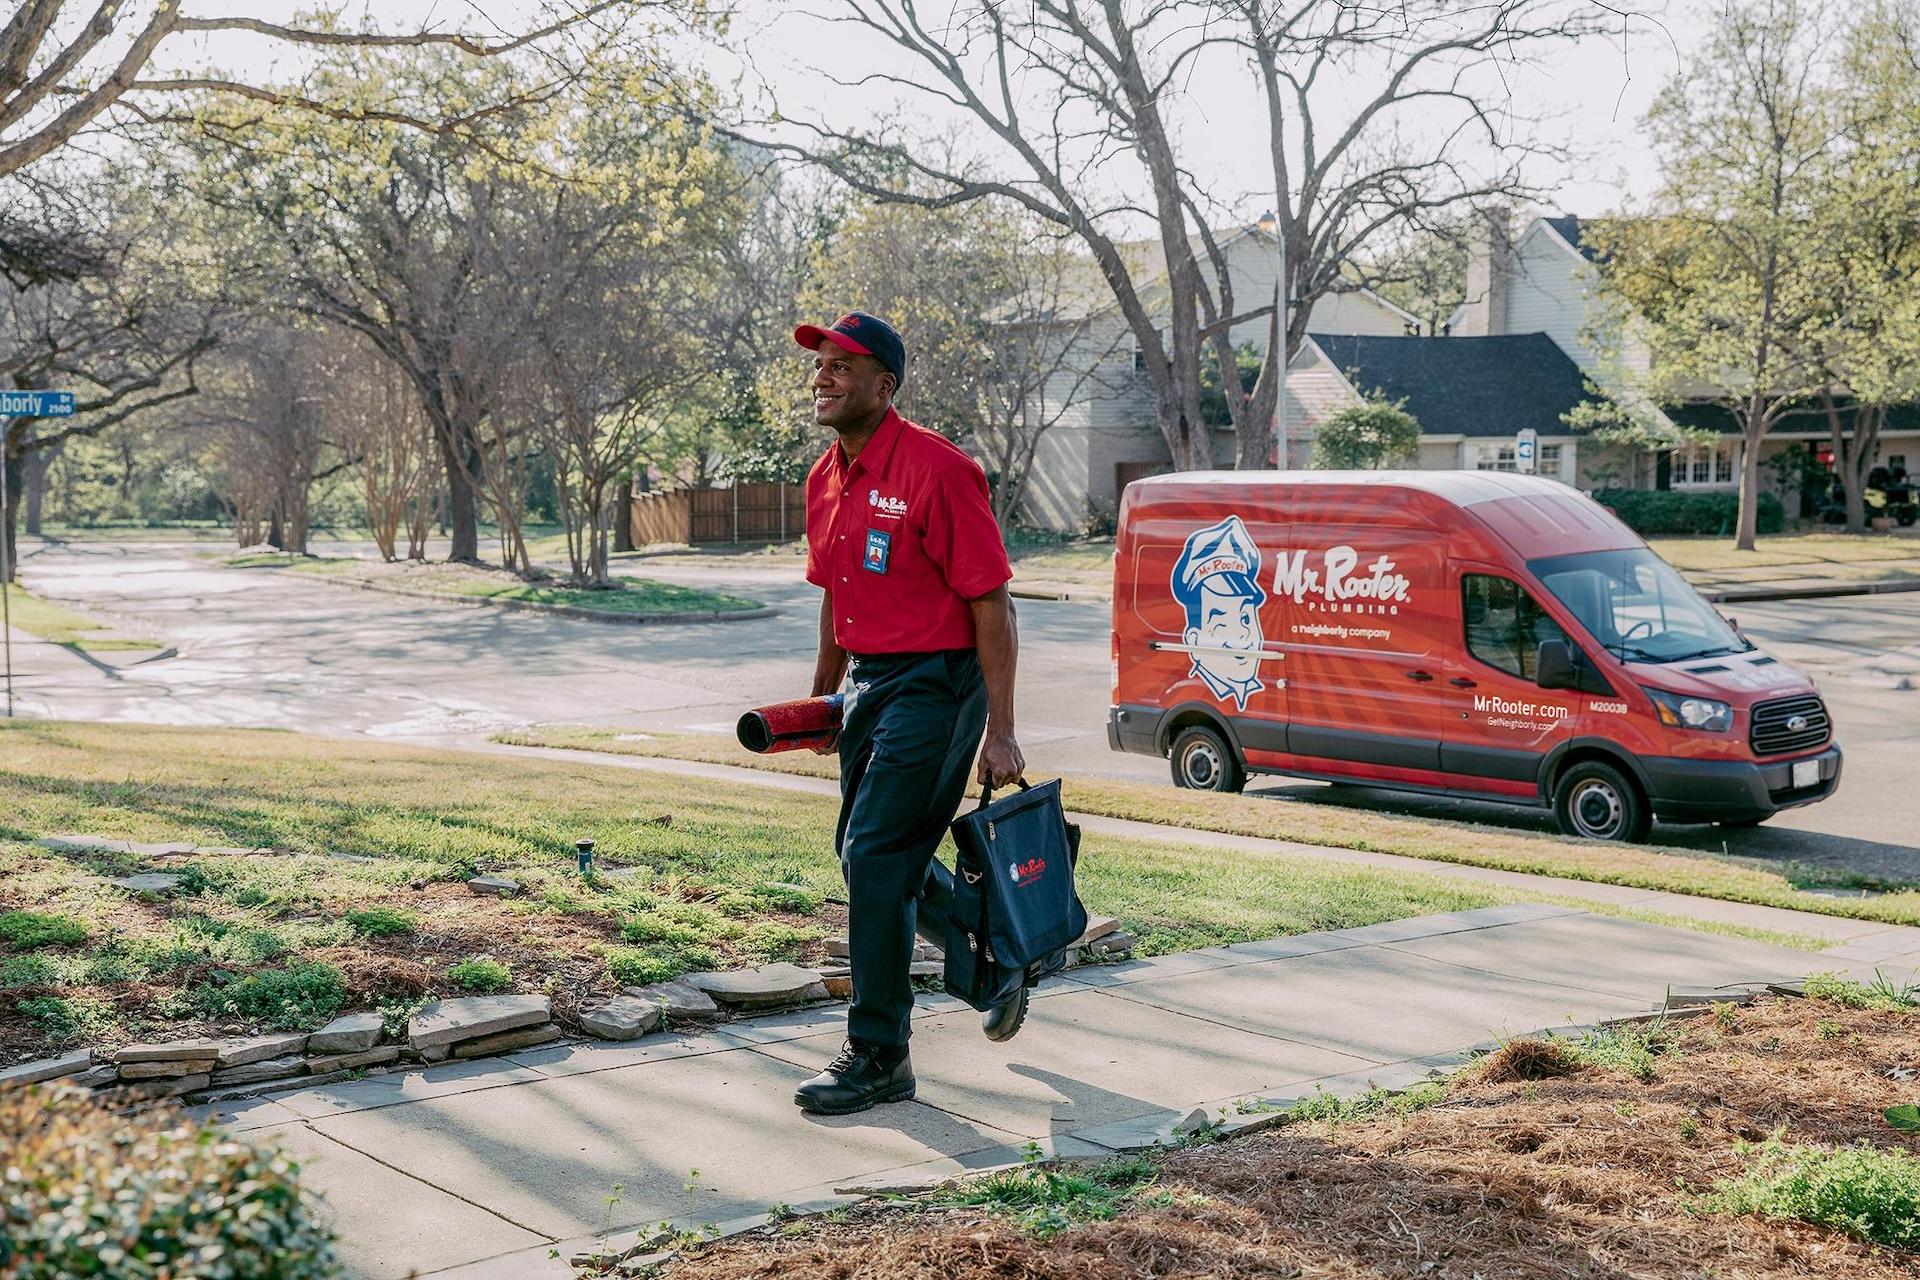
0,721,1531,1062
1,585,158,651
496,726,1920,930
223,554,763,617
1645,531,1920,575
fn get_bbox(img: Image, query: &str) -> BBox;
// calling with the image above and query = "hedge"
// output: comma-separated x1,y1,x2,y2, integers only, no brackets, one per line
1593,489,1785,536
0,1084,338,1280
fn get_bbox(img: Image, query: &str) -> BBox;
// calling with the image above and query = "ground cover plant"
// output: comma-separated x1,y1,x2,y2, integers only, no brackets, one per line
639,990,1920,1280
495,726,1920,924
222,553,762,617
0,720,1519,1062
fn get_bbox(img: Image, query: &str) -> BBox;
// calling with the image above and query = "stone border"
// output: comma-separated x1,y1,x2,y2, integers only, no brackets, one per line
232,561,777,626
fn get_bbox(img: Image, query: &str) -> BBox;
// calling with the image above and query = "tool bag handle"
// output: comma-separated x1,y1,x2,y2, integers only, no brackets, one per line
974,776,1031,809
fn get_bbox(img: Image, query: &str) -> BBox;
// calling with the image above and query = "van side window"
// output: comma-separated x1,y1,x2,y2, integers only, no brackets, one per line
1462,575,1571,680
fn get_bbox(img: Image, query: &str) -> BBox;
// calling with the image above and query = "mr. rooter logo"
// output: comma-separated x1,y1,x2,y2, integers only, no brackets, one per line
1009,856,1046,886
1272,545,1413,615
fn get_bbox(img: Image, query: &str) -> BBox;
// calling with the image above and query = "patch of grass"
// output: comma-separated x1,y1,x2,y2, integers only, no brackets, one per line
939,1153,1161,1237
0,586,157,651
1802,971,1920,1011
739,921,821,962
1705,1136,1920,1248
446,955,513,993
345,906,420,938
18,994,116,1043
194,960,346,1030
1648,531,1920,575
604,943,719,987
497,727,1920,928
1284,1080,1448,1125
620,902,739,948
235,555,761,616
1567,1018,1683,1082
0,909,89,951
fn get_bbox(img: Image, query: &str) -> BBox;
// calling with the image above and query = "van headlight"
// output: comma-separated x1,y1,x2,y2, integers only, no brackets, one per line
1644,687,1733,732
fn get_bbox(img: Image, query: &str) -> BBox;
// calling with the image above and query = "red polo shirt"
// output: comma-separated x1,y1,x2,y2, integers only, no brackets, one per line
805,407,1012,654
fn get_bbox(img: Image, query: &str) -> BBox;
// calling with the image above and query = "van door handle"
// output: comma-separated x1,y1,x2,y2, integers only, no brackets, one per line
1405,669,1434,682
1450,677,1477,689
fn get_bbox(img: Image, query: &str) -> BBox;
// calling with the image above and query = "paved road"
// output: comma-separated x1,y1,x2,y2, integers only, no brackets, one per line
7,537,1917,878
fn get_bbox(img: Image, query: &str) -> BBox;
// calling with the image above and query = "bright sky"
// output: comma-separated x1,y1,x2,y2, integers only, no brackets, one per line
159,0,1715,222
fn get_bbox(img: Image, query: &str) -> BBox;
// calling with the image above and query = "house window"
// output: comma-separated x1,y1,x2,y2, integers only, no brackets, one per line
1539,444,1562,474
1673,441,1738,488
1475,444,1517,472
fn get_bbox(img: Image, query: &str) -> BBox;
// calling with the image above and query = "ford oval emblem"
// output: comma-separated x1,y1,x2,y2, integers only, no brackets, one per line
1786,714,1809,732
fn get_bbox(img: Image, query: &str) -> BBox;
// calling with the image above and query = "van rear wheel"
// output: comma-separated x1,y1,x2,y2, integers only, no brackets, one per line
1552,760,1651,842
1171,726,1245,794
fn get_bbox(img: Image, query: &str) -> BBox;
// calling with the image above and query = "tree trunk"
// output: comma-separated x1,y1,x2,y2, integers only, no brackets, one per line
437,426,480,563
613,472,634,553
1736,410,1765,550
1824,393,1867,534
22,445,51,536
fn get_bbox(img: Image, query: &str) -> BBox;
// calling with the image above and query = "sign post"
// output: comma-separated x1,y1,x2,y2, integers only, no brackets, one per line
1515,427,1538,476
0,390,77,718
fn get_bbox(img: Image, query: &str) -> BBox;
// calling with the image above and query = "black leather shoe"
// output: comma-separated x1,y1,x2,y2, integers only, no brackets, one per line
982,987,1029,1042
793,1040,915,1115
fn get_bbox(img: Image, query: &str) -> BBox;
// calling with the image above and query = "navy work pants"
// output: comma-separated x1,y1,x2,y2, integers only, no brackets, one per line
836,648,986,1049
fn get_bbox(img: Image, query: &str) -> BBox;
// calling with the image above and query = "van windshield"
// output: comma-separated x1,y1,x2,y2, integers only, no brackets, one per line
1527,548,1752,664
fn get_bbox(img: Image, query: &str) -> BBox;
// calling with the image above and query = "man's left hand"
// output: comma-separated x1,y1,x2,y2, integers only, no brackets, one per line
977,726,1025,789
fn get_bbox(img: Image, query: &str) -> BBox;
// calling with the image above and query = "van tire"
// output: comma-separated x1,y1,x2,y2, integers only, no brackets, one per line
1170,726,1245,794
1552,760,1651,842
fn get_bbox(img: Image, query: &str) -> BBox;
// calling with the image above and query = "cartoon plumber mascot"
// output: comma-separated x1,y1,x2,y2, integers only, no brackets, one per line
1170,515,1268,711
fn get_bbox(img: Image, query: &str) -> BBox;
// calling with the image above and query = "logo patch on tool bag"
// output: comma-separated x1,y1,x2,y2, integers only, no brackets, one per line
863,528,891,574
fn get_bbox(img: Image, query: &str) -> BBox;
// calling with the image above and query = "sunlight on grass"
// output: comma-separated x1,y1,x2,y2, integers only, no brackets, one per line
0,585,157,651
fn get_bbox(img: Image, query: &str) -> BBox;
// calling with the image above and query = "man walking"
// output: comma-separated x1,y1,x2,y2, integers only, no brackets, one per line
791,311,1027,1116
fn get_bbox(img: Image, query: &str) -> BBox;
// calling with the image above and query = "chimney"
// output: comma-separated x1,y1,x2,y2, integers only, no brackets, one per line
1459,206,1513,336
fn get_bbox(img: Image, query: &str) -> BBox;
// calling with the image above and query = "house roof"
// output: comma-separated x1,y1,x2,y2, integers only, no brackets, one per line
1540,215,1598,262
1307,332,1596,439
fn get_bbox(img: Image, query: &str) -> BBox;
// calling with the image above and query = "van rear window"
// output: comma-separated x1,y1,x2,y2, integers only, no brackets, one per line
1462,575,1571,680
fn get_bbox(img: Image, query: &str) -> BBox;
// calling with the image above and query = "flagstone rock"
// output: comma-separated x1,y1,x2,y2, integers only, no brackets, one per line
1091,931,1137,956
114,1037,224,1065
465,874,521,897
125,841,197,858
0,1049,92,1090
109,872,185,895
69,1065,119,1089
619,979,723,1021
308,1012,385,1055
408,994,551,1050
683,964,825,1009
908,960,943,979
36,834,126,852
578,997,665,1041
214,1032,310,1069
114,1073,211,1100
306,1045,401,1074
452,1024,563,1059
825,937,851,959
211,1055,308,1087
823,975,853,999
1076,916,1121,946
119,1057,217,1080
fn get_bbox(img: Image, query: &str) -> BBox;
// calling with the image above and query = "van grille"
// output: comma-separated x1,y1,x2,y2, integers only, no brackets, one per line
1749,695,1830,756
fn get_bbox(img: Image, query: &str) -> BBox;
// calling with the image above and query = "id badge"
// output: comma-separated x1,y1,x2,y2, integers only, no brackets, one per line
863,528,891,574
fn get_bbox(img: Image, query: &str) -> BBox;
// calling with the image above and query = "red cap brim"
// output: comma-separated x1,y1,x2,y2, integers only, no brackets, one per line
794,324,875,358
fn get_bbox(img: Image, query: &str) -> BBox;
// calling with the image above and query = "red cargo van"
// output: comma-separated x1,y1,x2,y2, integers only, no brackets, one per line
1108,472,1841,841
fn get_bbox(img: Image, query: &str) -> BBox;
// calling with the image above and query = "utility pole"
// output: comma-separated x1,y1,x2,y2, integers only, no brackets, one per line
1260,213,1288,469
0,390,78,718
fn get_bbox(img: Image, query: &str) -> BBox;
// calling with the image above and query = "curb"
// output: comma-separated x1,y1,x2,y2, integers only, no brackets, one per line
256,566,777,626
1701,577,1920,604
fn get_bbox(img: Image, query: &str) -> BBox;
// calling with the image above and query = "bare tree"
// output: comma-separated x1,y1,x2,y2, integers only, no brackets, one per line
330,336,441,562
0,2,670,179
740,1,1609,470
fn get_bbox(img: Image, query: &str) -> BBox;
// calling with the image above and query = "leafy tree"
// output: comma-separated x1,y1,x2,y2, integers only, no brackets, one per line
1310,396,1420,470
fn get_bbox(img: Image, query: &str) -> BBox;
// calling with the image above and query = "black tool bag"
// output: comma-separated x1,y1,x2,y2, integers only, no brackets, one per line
944,778,1089,1013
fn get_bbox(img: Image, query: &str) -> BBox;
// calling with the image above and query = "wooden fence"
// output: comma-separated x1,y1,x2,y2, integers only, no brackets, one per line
628,482,805,546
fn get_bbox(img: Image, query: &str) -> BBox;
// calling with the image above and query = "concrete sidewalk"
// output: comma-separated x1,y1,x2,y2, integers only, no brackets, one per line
200,902,1909,1280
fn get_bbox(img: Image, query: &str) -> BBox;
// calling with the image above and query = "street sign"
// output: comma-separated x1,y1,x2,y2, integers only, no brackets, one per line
1515,428,1538,475
0,390,75,418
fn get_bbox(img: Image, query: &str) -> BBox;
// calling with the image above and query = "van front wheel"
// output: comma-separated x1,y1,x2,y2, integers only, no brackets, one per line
1170,726,1245,794
1552,761,1651,842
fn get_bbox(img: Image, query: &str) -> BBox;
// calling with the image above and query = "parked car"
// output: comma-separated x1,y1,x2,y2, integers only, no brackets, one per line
1108,471,1841,841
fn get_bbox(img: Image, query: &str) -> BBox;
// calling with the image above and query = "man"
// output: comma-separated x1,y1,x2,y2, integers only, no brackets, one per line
791,311,1026,1116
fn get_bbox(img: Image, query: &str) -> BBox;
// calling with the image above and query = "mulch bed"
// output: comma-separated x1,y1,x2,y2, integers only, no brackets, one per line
654,996,1920,1279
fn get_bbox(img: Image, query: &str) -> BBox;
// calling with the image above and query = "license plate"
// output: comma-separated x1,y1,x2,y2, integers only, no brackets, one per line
1792,759,1820,789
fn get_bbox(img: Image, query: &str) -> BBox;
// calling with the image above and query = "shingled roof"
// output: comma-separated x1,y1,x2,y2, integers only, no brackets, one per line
1541,215,1600,262
1308,332,1597,439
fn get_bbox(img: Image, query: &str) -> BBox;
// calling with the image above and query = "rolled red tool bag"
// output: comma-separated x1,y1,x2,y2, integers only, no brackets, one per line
737,694,844,754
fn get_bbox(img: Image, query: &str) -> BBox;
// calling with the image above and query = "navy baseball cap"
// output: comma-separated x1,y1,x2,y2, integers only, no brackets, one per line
794,311,907,386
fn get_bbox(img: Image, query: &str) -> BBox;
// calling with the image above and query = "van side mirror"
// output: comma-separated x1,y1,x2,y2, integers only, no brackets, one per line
1536,639,1578,690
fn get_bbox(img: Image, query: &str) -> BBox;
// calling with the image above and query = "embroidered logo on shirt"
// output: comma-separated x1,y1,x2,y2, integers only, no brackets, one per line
863,528,891,574
867,488,908,517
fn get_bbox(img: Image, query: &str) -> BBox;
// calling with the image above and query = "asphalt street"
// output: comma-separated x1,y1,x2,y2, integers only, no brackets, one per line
5,537,1916,879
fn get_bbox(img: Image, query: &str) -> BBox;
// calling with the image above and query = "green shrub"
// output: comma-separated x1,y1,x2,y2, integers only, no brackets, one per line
0,953,64,989
344,907,419,938
1802,971,1919,1011
1593,488,1785,536
620,902,737,948
195,961,346,1030
739,922,819,962
0,910,89,951
1568,1020,1682,1082
446,955,512,994
0,1084,339,1279
17,995,117,1044
604,943,718,988
1705,1136,1920,1248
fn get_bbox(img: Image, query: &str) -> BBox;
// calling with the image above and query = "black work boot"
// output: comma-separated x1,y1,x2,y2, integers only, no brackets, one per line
982,987,1029,1042
793,1040,915,1115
